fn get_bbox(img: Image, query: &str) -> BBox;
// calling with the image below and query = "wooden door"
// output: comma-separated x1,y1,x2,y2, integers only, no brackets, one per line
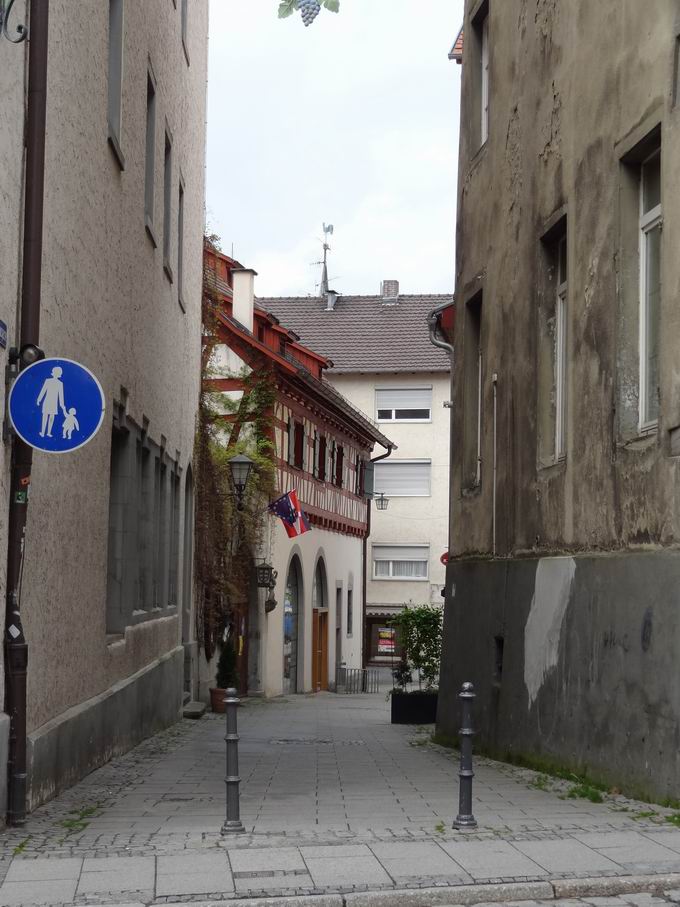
319,612,329,691
312,608,320,691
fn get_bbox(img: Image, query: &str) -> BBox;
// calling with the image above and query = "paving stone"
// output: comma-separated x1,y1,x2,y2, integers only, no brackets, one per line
0,878,78,905
439,839,548,880
4,856,82,881
513,838,622,874
369,841,467,881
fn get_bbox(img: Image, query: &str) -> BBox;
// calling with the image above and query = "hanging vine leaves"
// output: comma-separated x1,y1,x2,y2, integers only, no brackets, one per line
196,240,277,660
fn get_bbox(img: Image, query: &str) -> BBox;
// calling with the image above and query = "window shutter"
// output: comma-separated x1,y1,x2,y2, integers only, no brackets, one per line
376,387,432,411
287,417,294,464
312,432,319,478
363,461,375,497
373,544,429,561
374,461,431,496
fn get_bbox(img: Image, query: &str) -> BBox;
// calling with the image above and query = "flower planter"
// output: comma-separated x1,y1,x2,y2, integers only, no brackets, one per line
210,687,227,713
390,690,438,724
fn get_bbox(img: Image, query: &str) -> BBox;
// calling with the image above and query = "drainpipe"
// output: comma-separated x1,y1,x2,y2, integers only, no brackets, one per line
362,444,394,669
4,0,50,826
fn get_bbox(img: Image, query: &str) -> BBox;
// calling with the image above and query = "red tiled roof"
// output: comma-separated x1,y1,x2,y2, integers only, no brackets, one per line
449,26,464,64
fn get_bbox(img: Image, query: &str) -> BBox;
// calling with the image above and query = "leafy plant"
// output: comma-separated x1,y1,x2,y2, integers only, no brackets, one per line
391,657,412,692
216,638,238,690
390,605,443,691
278,0,339,19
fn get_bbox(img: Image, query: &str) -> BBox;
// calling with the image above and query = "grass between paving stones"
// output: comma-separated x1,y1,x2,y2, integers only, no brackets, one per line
55,802,105,841
12,835,31,856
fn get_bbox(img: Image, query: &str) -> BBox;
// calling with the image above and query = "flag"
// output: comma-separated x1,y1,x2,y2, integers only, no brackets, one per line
268,489,311,538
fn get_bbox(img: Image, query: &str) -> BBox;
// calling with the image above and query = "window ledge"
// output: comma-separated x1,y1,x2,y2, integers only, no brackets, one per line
537,457,567,476
145,216,158,248
619,431,658,452
107,128,126,171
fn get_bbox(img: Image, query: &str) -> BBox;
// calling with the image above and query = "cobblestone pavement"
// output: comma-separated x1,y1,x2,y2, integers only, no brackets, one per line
1,692,680,905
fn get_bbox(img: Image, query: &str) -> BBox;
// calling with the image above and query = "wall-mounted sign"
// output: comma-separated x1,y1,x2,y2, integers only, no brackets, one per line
377,627,395,654
8,357,105,453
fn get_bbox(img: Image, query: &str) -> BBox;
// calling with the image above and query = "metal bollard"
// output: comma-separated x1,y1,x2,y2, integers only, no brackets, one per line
452,681,478,829
221,687,245,835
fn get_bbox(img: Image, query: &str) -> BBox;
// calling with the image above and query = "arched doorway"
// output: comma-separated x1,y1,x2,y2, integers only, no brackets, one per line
312,558,329,691
283,556,302,694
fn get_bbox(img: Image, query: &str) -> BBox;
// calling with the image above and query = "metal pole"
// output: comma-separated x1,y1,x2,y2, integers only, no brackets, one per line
453,681,477,829
221,687,245,834
5,0,50,827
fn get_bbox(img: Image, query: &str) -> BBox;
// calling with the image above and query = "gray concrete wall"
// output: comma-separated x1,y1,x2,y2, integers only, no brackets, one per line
438,552,680,801
28,647,183,810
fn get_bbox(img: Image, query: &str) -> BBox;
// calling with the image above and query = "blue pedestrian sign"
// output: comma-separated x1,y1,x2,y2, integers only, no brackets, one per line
8,357,105,454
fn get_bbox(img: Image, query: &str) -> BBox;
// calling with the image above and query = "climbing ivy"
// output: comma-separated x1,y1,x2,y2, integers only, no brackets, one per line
195,242,277,661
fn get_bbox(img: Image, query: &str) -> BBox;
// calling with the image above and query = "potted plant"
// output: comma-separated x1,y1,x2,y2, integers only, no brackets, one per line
210,637,238,713
389,605,442,724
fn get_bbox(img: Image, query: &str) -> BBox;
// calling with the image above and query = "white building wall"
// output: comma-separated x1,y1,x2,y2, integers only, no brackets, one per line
330,372,450,620
263,522,363,697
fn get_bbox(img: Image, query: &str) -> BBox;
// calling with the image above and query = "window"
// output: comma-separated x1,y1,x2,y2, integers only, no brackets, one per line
376,387,432,422
639,148,661,430
145,69,157,241
107,0,125,168
293,420,305,470
106,416,181,633
480,13,489,144
181,0,190,64
462,294,482,488
355,456,365,495
334,444,344,487
347,588,353,636
554,235,568,458
317,434,327,481
374,460,431,496
286,417,294,465
177,177,185,308
373,545,429,581
471,2,490,148
163,129,173,278
538,223,568,467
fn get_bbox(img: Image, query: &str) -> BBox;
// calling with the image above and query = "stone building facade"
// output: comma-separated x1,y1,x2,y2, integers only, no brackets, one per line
438,0,680,799
0,0,208,814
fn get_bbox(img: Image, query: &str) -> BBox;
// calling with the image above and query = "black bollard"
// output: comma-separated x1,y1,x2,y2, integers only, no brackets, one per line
221,687,245,835
452,681,478,829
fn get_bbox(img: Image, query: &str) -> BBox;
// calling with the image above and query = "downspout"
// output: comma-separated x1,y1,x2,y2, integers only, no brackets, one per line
4,0,49,826
362,443,394,669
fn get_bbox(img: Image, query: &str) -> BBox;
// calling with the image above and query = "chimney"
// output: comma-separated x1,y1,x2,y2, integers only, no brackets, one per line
380,279,399,304
325,289,338,312
232,268,257,332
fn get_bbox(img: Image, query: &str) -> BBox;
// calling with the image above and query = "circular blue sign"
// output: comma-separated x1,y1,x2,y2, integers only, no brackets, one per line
8,357,105,454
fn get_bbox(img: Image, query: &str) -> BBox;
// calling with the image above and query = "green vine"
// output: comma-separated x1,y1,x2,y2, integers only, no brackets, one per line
390,606,443,692
196,242,277,661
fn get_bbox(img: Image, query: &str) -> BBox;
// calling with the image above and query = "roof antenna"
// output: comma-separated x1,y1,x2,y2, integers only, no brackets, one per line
320,223,333,297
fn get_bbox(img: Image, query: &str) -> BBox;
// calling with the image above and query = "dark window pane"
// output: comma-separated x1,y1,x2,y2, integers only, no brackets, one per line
377,409,392,420
394,408,430,420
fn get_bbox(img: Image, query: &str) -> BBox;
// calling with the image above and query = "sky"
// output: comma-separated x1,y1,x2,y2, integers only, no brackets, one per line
206,0,464,298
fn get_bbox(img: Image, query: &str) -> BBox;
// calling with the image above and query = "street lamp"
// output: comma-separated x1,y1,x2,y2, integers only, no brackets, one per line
375,493,389,511
228,453,254,511
256,562,275,588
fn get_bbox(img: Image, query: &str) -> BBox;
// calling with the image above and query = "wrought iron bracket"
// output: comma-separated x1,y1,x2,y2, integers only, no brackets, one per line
0,0,28,44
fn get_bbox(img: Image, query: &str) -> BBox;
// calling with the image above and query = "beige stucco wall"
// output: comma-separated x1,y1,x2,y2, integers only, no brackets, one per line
330,372,450,613
11,0,208,734
0,1,27,716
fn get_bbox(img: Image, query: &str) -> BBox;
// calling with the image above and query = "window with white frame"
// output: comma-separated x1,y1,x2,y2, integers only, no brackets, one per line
373,545,429,581
555,234,568,460
374,460,431,496
639,147,661,430
376,387,432,422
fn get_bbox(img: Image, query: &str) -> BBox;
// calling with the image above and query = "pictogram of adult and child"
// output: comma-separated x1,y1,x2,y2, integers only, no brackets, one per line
36,366,79,440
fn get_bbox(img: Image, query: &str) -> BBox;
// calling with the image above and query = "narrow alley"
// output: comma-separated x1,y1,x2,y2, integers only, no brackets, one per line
2,693,680,905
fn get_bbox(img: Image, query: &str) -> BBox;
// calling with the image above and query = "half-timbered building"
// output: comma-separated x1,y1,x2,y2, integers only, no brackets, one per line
203,245,393,697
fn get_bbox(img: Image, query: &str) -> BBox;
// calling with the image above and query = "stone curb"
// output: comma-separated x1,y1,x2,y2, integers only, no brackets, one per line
163,873,680,906
551,871,680,899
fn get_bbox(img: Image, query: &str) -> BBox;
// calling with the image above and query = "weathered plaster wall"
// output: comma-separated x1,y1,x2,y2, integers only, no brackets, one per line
439,552,680,800
330,372,450,610
451,0,680,558
441,0,680,794
8,0,208,796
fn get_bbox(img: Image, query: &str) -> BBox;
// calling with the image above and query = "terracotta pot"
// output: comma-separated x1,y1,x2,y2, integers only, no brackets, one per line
210,687,227,713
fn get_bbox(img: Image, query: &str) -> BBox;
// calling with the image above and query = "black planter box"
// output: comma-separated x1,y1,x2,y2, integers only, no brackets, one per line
390,690,438,724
